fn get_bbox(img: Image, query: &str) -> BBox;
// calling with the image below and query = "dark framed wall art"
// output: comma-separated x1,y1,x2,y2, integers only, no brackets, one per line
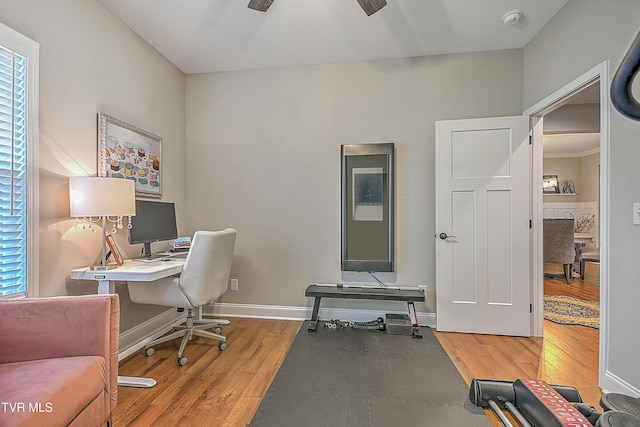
542,174,560,194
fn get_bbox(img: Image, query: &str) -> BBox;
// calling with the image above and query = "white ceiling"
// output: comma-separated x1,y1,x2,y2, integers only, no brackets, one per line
99,0,598,156
543,133,601,158
97,0,569,74
543,82,601,157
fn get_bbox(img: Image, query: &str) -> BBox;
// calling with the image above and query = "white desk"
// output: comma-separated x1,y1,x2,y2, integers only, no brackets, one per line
71,259,184,294
70,258,185,388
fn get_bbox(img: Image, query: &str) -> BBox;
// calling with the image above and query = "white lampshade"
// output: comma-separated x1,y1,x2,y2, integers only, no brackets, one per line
69,177,136,217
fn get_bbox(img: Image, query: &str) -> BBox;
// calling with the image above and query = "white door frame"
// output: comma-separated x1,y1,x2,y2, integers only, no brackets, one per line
523,61,610,389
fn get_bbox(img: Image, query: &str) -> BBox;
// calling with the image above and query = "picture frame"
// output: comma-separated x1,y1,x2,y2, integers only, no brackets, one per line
562,179,576,194
98,112,163,198
105,234,124,266
543,174,560,194
352,167,384,221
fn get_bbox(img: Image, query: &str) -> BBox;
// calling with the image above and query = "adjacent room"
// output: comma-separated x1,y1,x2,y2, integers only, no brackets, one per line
2,0,640,426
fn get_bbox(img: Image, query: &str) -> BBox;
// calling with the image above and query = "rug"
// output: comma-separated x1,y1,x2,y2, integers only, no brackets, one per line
250,321,490,427
544,295,599,329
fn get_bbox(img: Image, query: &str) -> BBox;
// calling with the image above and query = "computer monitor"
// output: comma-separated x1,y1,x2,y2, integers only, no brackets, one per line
128,200,178,256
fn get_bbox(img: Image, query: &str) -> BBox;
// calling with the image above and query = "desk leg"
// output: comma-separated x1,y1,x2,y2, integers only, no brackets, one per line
118,376,157,388
407,302,423,339
99,279,156,388
308,297,322,332
98,279,115,294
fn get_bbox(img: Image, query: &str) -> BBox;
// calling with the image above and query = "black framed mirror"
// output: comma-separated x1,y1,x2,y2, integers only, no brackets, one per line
341,143,394,272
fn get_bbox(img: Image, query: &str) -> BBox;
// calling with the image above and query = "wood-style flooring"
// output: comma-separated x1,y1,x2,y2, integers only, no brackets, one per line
113,318,301,426
435,262,601,425
112,262,600,426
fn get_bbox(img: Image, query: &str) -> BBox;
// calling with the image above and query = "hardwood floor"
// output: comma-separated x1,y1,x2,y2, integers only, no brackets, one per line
434,262,601,425
113,263,600,426
113,318,301,427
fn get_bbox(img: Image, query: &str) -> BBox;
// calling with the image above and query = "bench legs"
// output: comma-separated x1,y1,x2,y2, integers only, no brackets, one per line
407,302,423,339
308,296,422,338
308,297,322,332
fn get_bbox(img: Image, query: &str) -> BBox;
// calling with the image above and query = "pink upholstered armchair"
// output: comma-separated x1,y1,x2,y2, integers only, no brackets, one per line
0,294,119,427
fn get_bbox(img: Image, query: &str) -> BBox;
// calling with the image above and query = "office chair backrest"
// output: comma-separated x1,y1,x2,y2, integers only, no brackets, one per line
543,218,575,264
179,228,237,307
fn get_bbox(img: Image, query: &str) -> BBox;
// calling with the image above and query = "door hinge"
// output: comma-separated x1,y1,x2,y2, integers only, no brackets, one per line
529,219,532,229
529,135,532,145
530,304,533,313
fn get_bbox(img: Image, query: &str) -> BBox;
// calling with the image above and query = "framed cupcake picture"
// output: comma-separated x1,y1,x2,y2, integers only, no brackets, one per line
97,112,162,198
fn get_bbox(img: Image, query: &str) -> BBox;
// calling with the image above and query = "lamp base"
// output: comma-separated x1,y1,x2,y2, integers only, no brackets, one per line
90,264,117,271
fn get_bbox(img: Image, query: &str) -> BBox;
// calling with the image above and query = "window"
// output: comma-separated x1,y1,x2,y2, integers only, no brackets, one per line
0,23,38,298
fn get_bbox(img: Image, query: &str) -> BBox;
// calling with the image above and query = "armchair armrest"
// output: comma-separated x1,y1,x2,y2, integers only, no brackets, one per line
0,295,120,411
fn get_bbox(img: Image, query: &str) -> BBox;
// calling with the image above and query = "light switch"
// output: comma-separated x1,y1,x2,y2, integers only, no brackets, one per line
634,203,640,225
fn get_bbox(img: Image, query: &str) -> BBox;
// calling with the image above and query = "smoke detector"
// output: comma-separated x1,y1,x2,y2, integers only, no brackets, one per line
502,9,522,25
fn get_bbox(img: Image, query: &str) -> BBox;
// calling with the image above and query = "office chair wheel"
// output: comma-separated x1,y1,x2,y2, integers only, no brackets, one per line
143,347,155,356
218,341,227,351
214,326,223,334
177,356,188,366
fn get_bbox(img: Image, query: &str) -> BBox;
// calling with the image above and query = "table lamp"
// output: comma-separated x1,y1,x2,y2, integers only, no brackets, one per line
69,176,136,270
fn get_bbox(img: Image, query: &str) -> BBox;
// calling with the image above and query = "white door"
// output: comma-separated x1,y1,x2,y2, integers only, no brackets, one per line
435,116,531,336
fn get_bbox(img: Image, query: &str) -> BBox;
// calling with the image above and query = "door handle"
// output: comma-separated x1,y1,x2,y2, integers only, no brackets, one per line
437,232,457,240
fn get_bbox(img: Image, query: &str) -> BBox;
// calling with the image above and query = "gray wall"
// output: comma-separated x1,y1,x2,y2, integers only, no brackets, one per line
5,0,638,395
185,50,524,313
0,0,186,331
525,0,640,393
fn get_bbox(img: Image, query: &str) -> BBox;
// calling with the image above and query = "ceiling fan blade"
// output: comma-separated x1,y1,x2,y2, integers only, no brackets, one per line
356,0,387,16
247,0,274,12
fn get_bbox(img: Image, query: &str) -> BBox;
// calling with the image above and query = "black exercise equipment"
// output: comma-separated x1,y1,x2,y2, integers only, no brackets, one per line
470,378,583,406
514,379,593,426
574,402,604,425
469,379,532,427
596,411,640,427
323,317,386,331
600,393,640,418
611,30,640,121
470,378,594,426
305,284,424,338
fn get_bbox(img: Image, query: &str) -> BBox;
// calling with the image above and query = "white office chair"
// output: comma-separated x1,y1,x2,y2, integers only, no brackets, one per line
127,228,237,366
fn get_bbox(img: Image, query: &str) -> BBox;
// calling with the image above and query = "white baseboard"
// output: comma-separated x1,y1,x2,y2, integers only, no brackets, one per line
118,309,185,361
204,302,436,328
602,370,640,397
118,303,436,360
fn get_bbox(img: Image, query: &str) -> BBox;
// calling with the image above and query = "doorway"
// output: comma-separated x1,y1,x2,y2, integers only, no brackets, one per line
525,61,609,389
542,82,601,290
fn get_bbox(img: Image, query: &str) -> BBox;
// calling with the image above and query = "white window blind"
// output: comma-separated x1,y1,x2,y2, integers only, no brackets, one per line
0,45,27,297
0,23,38,299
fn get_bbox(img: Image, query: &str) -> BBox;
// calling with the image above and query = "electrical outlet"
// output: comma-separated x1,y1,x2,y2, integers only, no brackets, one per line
230,279,238,291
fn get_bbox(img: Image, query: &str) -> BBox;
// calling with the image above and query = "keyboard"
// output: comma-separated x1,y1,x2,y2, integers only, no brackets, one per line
135,257,169,263
160,252,188,259
135,252,188,263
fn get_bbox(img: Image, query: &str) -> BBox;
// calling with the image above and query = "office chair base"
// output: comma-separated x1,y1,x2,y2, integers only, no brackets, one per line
143,308,228,365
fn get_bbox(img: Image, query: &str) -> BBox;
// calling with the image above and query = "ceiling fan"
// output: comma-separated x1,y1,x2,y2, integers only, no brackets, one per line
247,0,387,16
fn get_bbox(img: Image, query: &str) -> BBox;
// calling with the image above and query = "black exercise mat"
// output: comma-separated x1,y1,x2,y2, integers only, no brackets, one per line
249,321,490,427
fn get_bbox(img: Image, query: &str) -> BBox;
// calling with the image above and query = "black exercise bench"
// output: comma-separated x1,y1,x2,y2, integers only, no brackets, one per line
304,284,426,338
